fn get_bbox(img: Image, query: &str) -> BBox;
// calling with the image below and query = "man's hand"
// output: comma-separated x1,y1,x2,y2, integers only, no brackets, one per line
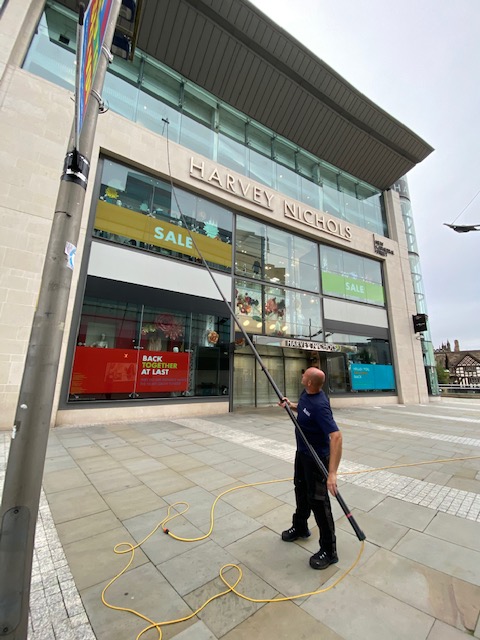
278,397,297,411
327,471,338,496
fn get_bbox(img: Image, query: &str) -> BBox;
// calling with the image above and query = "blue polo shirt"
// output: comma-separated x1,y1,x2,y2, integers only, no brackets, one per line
295,390,339,457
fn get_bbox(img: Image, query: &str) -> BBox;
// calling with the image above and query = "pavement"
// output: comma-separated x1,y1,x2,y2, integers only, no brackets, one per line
1,397,480,640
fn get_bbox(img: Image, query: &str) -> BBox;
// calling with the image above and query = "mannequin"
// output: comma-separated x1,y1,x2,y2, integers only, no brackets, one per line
91,333,108,348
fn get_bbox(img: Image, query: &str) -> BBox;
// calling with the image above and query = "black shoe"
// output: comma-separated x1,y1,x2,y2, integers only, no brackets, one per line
309,549,339,570
281,526,311,542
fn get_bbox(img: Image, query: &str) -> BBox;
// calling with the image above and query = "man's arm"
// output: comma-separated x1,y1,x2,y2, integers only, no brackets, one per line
327,430,342,496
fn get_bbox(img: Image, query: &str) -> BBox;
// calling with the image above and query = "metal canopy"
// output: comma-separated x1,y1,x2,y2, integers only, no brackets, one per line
59,0,434,190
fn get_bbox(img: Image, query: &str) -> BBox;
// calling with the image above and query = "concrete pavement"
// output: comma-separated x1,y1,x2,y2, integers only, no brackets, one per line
1,397,480,639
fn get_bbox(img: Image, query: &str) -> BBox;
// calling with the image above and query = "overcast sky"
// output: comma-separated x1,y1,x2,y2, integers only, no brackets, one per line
250,0,480,351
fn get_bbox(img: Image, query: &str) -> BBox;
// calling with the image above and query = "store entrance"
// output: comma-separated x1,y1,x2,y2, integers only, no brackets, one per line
232,347,350,409
317,352,350,394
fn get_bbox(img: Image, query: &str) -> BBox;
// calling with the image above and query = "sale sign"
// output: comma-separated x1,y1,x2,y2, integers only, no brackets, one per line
70,347,190,395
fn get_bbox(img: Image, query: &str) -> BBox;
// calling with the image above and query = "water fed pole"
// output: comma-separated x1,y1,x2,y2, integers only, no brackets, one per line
163,122,366,542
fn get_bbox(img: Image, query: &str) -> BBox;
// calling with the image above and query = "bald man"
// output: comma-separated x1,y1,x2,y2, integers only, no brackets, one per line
279,367,342,570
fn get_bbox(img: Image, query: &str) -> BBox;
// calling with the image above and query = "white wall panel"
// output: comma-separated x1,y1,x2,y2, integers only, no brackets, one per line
323,297,388,328
88,241,232,301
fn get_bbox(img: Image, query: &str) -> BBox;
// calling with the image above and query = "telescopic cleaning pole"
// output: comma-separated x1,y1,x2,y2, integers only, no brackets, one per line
164,125,365,542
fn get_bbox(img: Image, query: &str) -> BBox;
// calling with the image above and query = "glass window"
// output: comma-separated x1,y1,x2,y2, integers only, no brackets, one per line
179,114,215,159
183,85,215,127
264,286,286,336
218,106,246,143
291,236,319,292
136,91,181,141
94,159,232,271
274,138,296,170
321,246,385,306
69,293,230,401
300,175,322,211
325,333,395,392
103,72,138,121
247,122,272,156
285,291,322,340
235,217,265,279
248,148,275,188
235,280,263,334
265,227,290,286
218,134,247,175
142,60,181,107
321,167,342,218
276,165,300,200
23,8,76,91
24,6,390,239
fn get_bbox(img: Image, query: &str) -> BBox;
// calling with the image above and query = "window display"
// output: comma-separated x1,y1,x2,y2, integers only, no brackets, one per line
69,288,230,402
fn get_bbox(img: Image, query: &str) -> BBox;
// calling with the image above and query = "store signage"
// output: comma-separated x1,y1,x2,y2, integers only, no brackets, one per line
70,347,190,394
281,339,339,352
321,272,385,305
350,363,395,391
189,158,353,242
94,200,232,268
373,239,394,257
189,158,275,210
284,202,352,241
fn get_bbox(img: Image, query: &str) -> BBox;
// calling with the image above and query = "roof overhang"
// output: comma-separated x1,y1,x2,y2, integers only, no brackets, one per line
59,0,434,190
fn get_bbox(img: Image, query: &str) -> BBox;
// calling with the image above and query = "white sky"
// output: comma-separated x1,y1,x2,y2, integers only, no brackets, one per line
250,0,480,351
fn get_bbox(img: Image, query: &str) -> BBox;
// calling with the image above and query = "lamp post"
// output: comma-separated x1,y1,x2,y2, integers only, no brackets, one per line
0,2,133,637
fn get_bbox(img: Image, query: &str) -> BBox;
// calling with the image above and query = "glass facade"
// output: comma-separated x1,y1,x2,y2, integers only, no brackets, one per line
69,289,230,402
95,159,233,272
320,245,385,306
24,1,388,238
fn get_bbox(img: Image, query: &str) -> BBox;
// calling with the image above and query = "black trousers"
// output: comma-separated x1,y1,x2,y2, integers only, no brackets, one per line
293,451,336,553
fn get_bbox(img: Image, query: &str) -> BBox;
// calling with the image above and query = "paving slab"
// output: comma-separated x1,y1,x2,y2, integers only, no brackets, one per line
81,562,194,640
393,530,480,586
424,511,480,551
62,526,149,591
355,547,480,632
157,540,238,596
301,573,434,640
369,496,437,530
183,563,277,637
336,507,409,549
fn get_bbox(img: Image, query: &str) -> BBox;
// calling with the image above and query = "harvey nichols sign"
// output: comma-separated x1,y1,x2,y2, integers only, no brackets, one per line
189,158,352,242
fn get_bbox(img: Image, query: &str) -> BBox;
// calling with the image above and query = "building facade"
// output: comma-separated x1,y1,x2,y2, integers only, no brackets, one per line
0,0,435,429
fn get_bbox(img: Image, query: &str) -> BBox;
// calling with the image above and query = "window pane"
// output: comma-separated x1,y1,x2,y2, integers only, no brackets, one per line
23,9,76,91
300,176,322,211
235,280,263,334
276,165,300,200
265,227,290,286
247,123,272,156
264,286,286,336
70,295,230,401
218,134,247,174
285,291,322,339
183,86,215,127
274,138,296,169
235,217,265,279
249,149,275,188
179,115,215,159
136,92,180,141
218,106,246,142
104,74,138,121
142,61,181,107
291,236,319,292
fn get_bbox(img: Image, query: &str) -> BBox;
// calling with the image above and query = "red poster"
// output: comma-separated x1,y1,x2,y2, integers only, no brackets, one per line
70,347,190,394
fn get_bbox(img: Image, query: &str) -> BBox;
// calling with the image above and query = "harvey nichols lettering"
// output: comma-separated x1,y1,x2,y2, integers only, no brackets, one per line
189,158,352,242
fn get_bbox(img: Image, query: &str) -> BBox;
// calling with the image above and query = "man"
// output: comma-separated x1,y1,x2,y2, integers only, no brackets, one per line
279,367,342,570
